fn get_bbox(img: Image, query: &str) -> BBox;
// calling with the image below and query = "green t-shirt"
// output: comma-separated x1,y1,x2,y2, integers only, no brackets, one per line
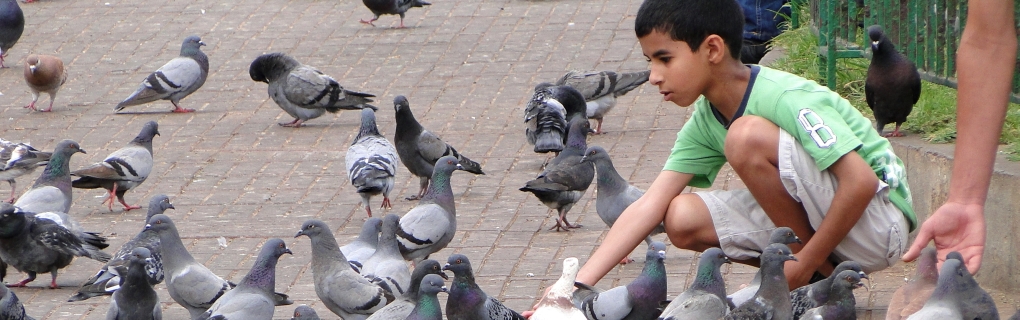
663,66,916,230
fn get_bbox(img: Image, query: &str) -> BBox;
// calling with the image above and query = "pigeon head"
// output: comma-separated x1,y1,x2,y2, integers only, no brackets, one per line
549,85,587,116
249,52,300,83
564,116,590,150
442,254,474,278
357,217,383,244
646,241,667,261
180,35,206,53
144,214,176,233
414,259,450,281
433,156,464,175
832,260,868,281
295,219,331,239
54,139,86,156
762,243,797,264
393,95,411,113
699,247,731,270
769,227,802,245
0,203,26,238
293,305,319,320
833,269,865,291
129,247,153,265
419,273,448,295
945,251,964,262
146,194,174,219
867,25,890,52
25,54,40,74
915,247,939,281
263,238,294,258
580,145,609,164
356,108,381,141
562,257,580,277
132,121,160,144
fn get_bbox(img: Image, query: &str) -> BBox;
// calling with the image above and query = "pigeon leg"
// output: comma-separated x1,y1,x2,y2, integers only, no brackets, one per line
380,196,392,209
41,99,55,112
117,193,141,211
49,271,59,289
594,119,605,135
6,180,15,203
619,257,634,264
0,53,6,68
397,16,406,28
407,176,429,200
105,183,119,212
884,124,906,137
23,97,38,111
559,209,582,229
279,119,304,127
170,101,195,113
365,206,373,217
7,272,36,287
359,16,379,27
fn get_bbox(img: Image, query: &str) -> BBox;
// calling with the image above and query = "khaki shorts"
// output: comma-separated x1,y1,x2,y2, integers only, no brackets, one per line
696,130,908,274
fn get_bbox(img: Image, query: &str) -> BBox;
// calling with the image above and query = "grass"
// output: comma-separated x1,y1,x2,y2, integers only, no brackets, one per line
767,21,1020,160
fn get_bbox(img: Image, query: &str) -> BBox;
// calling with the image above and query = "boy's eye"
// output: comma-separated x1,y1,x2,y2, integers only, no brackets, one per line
659,57,672,63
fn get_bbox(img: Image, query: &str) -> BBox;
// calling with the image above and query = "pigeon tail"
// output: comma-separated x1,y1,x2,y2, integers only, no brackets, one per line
534,131,565,153
455,155,484,175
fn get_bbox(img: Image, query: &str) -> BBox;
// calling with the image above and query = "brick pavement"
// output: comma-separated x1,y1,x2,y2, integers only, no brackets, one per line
0,0,1016,319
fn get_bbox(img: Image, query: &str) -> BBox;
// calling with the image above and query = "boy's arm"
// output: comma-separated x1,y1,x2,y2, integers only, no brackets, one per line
785,150,877,287
574,170,693,286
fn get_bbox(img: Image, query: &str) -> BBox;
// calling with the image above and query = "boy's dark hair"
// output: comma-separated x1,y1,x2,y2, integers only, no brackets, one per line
635,0,744,59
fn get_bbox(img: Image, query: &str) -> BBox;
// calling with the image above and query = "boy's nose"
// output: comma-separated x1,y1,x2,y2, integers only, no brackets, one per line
649,70,663,86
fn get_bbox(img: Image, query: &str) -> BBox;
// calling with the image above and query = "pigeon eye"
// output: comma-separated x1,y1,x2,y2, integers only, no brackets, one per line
456,259,462,264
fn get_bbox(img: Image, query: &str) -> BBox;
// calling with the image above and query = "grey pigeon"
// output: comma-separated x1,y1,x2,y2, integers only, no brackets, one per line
1010,309,1020,320
115,36,208,113
798,269,864,320
396,155,464,264
885,247,938,320
0,272,33,320
393,95,484,200
295,219,395,320
658,247,730,320
23,54,67,112
291,305,321,320
72,121,159,211
360,0,431,28
791,261,867,319
69,195,174,302
145,214,231,319
405,273,447,320
444,254,526,320
0,203,111,288
520,117,594,231
340,217,383,271
865,25,921,137
555,70,649,134
571,241,668,320
347,108,398,217
249,52,377,127
907,252,998,320
13,139,86,214
361,214,412,296
530,257,585,320
199,238,292,320
524,84,587,153
0,138,50,203
725,243,798,320
106,247,162,320
727,227,802,307
366,259,449,320
0,0,23,68
581,145,663,261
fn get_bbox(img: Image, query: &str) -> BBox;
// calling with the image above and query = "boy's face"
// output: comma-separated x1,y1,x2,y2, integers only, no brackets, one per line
639,31,710,107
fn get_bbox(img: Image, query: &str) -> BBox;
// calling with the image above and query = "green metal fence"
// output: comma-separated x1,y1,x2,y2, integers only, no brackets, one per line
800,0,1020,103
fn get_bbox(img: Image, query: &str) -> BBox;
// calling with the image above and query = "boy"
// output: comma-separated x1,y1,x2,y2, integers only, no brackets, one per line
575,0,915,293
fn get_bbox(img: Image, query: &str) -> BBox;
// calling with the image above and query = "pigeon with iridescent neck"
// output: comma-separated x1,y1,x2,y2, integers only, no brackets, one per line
396,156,464,265
13,140,86,214
659,247,730,320
572,241,668,320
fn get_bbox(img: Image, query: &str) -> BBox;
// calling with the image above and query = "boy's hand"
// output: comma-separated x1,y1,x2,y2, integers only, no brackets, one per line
902,201,985,274
521,286,555,318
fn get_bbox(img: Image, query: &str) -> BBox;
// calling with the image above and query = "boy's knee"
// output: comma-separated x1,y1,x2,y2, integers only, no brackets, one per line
724,116,779,167
664,194,716,251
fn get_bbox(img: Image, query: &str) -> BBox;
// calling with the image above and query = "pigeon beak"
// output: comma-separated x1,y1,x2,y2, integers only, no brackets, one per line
455,164,465,171
871,40,879,51
442,263,451,271
794,236,802,244
144,223,152,230
145,257,153,264
79,148,88,154
199,41,207,46
28,65,36,74
579,156,588,163
788,253,798,261
167,203,176,210
658,250,666,259
439,271,450,280
441,286,448,293
858,271,869,280
723,256,732,264
284,248,293,255
294,230,304,238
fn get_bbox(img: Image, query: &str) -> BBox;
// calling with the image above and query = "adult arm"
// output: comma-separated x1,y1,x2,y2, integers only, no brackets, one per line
901,0,1016,274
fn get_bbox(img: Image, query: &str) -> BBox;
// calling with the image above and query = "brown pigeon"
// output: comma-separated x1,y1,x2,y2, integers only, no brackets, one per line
23,54,67,112
886,247,938,320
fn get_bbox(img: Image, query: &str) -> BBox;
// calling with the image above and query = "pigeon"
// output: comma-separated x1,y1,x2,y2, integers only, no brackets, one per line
291,305,321,320
199,238,293,320
443,254,526,320
68,195,174,302
72,121,159,211
724,243,798,320
0,203,111,289
885,247,938,320
249,52,377,127
1010,309,1020,320
106,247,162,320
524,84,587,153
0,274,33,320
0,0,23,69
520,117,594,231
347,108,399,217
366,259,449,320
658,247,730,320
396,155,465,264
938,252,995,320
13,140,86,214
554,70,650,134
0,139,51,203
359,0,431,28
361,214,412,296
571,241,668,320
581,145,663,261
22,54,67,112
797,269,864,320
340,216,383,271
143,214,233,319
727,227,803,307
393,95,484,200
295,219,395,320
115,36,208,113
530,257,586,320
405,273,447,320
791,261,867,319
865,25,921,137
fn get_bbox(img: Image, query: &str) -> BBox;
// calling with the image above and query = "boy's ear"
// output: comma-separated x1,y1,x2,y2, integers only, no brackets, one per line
702,34,729,64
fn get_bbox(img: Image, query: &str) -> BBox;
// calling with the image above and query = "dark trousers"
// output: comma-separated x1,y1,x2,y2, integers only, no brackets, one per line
741,39,769,64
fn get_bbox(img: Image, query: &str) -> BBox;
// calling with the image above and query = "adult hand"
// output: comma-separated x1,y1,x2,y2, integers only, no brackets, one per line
902,201,985,274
